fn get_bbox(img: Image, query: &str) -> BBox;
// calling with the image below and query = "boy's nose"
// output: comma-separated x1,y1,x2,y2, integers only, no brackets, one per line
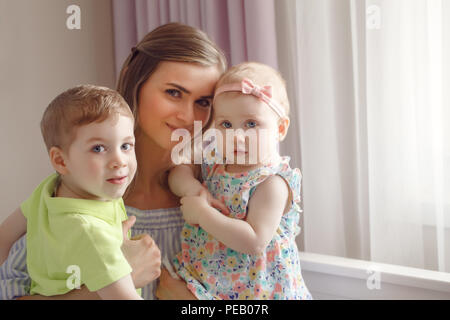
110,153,127,169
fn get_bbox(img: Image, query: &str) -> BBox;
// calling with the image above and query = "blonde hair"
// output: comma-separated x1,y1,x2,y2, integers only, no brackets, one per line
215,62,290,116
117,22,227,130
41,85,133,152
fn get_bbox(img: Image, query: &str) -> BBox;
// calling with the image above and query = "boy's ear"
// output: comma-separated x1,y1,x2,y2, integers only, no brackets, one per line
49,146,69,175
278,118,290,142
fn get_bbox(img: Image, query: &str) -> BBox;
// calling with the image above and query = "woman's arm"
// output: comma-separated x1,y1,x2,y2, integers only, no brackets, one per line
180,175,289,255
0,207,27,265
155,268,196,300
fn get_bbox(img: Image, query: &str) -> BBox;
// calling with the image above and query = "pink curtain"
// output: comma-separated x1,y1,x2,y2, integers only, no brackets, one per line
112,0,279,78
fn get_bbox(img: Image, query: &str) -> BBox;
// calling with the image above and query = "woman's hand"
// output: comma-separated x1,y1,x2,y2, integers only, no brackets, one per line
121,216,161,289
155,268,196,300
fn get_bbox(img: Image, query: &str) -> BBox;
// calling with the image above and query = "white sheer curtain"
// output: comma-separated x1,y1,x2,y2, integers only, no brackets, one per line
276,0,450,272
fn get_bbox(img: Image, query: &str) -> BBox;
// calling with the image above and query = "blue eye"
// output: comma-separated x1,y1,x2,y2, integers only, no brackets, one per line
121,143,134,151
246,120,257,128
221,121,232,129
92,145,105,153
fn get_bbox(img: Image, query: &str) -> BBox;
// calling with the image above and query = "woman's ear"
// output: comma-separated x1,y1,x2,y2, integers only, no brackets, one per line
49,146,69,175
278,117,290,141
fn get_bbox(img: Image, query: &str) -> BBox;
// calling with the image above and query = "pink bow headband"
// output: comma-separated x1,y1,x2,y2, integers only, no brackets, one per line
213,78,287,119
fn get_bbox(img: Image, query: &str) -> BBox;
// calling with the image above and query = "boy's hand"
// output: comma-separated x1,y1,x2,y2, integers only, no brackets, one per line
121,216,161,289
180,189,210,225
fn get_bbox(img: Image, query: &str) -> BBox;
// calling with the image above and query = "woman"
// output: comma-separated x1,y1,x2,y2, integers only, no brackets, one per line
0,22,227,300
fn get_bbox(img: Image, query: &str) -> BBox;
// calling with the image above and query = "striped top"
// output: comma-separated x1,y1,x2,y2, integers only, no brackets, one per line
0,206,184,300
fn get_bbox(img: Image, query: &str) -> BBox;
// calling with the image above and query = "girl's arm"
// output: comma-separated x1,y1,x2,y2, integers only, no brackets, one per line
168,164,204,197
0,207,27,265
169,165,229,214
180,175,289,255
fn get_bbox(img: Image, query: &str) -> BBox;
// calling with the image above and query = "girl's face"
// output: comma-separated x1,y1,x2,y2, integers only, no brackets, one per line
213,93,282,166
137,61,221,150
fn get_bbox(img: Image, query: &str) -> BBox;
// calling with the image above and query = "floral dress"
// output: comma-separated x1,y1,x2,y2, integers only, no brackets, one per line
173,156,312,300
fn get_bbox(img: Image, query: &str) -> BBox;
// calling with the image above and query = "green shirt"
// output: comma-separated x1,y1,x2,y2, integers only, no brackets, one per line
21,173,134,296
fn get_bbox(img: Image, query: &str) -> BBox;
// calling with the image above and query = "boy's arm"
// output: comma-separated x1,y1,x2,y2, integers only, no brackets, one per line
96,274,143,300
0,207,27,265
181,175,289,255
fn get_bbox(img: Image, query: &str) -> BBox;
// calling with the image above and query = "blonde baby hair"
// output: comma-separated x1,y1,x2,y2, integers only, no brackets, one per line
215,62,290,117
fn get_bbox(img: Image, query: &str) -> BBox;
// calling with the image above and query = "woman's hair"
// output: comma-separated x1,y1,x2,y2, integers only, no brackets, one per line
116,22,227,129
41,85,132,152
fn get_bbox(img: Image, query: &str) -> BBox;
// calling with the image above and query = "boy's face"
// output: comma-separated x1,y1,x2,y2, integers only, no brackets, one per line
62,114,137,201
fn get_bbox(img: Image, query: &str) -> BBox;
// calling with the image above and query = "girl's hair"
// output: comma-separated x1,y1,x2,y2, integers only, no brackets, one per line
215,62,290,117
116,22,227,129
41,85,132,152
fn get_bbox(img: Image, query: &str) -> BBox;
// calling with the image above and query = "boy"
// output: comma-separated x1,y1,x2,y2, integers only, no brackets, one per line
0,85,141,299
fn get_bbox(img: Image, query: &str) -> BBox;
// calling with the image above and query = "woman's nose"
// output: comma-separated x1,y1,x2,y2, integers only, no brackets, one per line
176,101,195,125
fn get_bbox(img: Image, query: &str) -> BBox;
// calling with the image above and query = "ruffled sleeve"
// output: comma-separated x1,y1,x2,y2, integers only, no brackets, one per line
275,157,302,205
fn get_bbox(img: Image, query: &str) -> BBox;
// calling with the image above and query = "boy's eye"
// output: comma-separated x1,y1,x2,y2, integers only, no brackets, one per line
121,143,134,151
220,121,232,129
196,99,211,108
166,88,181,98
246,120,257,128
92,145,105,153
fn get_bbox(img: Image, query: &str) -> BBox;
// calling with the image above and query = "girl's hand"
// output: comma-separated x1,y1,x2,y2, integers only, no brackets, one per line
121,216,161,289
155,268,196,300
200,185,230,215
180,190,210,225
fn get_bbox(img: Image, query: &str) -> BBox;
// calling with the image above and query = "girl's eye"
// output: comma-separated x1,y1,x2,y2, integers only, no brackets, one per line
121,143,134,151
92,145,105,153
196,99,211,108
246,120,257,128
166,89,181,98
220,121,232,129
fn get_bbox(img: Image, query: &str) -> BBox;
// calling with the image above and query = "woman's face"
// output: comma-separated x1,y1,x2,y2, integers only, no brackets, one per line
137,61,221,150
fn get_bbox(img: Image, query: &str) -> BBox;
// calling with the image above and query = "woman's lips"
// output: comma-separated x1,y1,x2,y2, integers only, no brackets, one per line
166,123,191,132
166,123,180,131
107,176,127,185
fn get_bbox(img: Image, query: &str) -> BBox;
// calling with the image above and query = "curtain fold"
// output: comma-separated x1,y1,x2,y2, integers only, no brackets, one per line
276,0,449,272
112,0,279,79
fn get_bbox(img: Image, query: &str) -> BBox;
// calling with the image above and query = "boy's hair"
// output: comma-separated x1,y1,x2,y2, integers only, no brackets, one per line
215,62,290,116
41,85,133,152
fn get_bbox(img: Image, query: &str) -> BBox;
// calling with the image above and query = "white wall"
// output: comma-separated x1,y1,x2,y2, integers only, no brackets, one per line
0,0,115,222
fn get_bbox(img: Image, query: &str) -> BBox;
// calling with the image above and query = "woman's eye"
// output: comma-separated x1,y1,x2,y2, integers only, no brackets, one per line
246,120,257,128
121,143,134,151
166,89,181,98
92,145,105,153
196,99,211,108
220,121,232,129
